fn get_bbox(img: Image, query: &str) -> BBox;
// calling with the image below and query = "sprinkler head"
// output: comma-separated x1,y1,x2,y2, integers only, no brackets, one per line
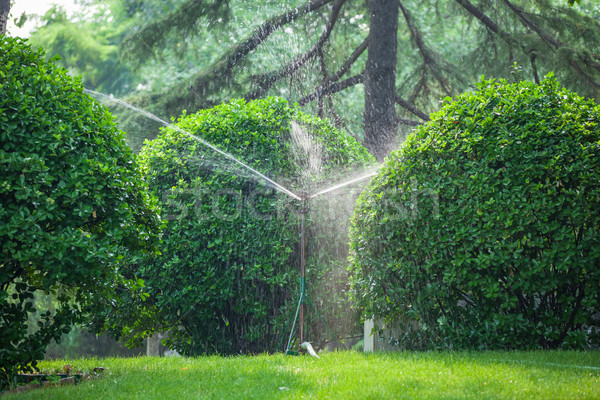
300,342,320,358
299,192,308,213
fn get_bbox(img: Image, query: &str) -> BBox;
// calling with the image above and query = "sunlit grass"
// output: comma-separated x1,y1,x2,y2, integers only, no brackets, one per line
3,351,599,399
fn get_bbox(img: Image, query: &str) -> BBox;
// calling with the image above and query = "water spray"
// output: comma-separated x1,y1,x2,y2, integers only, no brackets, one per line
84,89,302,201
279,171,378,355
308,170,379,199
84,88,379,354
278,192,338,355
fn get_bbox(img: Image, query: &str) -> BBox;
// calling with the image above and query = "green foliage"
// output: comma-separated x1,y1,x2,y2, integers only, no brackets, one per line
119,97,373,355
0,36,161,389
349,74,600,350
27,4,135,95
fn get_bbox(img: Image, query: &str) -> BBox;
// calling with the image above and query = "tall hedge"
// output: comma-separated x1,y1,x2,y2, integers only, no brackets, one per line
349,74,600,350
132,97,374,355
0,37,161,388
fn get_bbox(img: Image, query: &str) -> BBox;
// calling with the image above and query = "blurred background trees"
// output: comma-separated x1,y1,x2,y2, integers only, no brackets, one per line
15,0,600,159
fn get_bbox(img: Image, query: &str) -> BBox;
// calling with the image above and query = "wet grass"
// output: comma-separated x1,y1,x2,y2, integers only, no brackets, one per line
3,351,599,399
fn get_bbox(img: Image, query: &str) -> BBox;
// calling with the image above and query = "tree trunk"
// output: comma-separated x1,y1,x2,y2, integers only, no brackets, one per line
363,0,399,162
0,0,10,35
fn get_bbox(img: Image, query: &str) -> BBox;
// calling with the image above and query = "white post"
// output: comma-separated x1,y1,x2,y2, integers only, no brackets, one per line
146,333,161,356
363,318,375,352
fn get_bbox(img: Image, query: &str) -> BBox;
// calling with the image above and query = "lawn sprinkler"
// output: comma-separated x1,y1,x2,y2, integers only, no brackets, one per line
277,193,337,356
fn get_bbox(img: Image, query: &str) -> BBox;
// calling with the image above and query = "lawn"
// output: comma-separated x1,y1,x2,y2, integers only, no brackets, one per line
3,351,599,399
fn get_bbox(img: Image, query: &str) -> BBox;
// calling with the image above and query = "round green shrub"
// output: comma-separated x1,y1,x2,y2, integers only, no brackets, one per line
0,37,161,388
135,97,374,355
349,74,600,350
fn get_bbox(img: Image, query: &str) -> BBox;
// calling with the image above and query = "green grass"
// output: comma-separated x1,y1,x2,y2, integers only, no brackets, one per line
3,351,599,399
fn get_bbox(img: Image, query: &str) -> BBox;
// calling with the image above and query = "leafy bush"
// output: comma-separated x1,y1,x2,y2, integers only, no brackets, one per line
349,74,600,350
125,97,374,355
0,37,161,388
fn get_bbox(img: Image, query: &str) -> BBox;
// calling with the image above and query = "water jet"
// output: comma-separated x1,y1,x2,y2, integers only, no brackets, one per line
84,89,302,202
85,89,378,354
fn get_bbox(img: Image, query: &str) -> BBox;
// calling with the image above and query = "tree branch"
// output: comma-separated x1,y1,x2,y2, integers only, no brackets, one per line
454,0,503,38
325,36,368,85
408,72,426,104
395,117,422,127
568,59,600,88
399,1,435,66
399,1,451,95
121,0,230,65
456,0,600,89
507,1,600,87
315,45,349,130
184,0,334,101
555,283,585,347
502,0,561,50
395,93,430,121
295,37,367,104
317,46,328,116
505,1,600,87
298,73,364,105
398,1,467,99
224,0,334,77
246,0,346,99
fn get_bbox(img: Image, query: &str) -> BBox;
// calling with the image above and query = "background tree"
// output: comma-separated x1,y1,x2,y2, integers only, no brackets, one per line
19,1,600,158
0,0,9,35
112,0,599,158
26,3,139,96
363,0,399,161
0,37,161,388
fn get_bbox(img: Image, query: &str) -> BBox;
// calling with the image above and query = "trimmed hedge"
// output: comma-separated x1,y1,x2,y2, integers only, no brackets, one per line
132,97,374,355
349,74,600,350
0,37,161,389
